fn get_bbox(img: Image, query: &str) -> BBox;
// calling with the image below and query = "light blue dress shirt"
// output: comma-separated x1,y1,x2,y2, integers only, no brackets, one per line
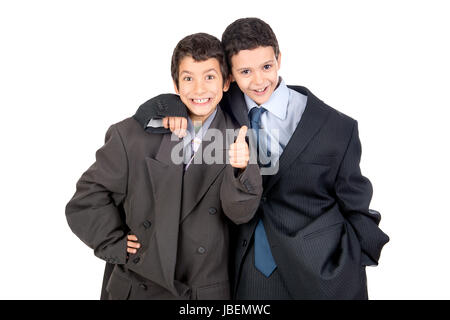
244,78,308,163
147,107,217,170
183,108,217,169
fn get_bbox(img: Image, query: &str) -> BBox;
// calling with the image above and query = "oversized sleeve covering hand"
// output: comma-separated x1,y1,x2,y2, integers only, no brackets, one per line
335,121,389,266
65,124,129,264
220,164,263,225
133,94,188,132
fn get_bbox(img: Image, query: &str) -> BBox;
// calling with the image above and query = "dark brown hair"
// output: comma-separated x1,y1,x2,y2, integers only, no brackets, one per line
222,18,279,67
171,33,229,89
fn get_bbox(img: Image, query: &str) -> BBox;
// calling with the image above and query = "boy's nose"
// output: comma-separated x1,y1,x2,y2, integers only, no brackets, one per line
193,81,207,95
253,71,264,86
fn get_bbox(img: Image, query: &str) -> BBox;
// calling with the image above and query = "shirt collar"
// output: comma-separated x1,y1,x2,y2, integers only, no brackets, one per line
244,77,290,120
185,107,217,142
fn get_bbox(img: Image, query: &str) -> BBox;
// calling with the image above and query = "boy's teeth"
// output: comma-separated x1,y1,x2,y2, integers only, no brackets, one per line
256,88,265,92
193,98,209,103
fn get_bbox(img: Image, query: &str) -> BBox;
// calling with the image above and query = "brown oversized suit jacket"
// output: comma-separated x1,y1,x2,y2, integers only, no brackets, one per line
65,106,263,299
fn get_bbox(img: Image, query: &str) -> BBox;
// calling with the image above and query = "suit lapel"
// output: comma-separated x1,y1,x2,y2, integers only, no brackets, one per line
225,84,331,194
145,133,184,296
224,83,250,127
263,88,331,194
180,107,227,222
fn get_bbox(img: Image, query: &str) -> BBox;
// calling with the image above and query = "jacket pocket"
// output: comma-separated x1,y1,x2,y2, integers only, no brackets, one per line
106,266,132,300
298,154,337,167
196,281,230,300
303,222,344,240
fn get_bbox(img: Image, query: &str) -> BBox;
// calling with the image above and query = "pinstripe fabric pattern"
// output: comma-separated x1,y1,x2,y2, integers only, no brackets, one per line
235,235,291,300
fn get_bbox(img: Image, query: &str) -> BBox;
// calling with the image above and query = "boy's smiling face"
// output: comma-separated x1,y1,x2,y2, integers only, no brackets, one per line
230,46,281,106
174,56,230,123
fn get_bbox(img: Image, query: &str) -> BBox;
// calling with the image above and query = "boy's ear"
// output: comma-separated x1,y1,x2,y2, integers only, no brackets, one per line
277,51,282,70
223,75,232,92
173,80,180,94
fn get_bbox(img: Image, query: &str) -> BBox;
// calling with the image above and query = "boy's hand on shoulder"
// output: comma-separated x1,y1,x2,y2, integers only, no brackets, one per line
127,234,141,254
163,117,187,138
229,126,249,169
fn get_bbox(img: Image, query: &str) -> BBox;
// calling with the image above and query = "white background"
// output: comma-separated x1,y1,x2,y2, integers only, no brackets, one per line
1,0,449,299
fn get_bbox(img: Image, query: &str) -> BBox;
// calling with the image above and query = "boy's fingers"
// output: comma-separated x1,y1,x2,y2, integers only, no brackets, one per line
178,118,187,137
162,117,169,129
173,117,186,138
174,128,182,138
181,118,188,131
230,145,248,152
229,146,236,160
169,118,175,132
127,234,138,241
127,241,141,249
229,150,250,164
229,146,240,159
230,157,249,164
236,126,248,144
229,145,249,155
174,118,182,131
127,248,137,254
230,160,247,168
171,117,187,138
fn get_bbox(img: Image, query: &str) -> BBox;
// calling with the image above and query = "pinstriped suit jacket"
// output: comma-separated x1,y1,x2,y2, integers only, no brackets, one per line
222,83,389,299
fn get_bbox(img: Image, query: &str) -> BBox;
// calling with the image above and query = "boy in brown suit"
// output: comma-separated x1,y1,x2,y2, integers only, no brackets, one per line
65,33,262,299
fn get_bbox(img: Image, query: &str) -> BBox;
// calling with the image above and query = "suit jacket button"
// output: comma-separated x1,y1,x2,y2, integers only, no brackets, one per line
133,257,140,264
261,196,267,203
242,240,247,247
243,180,253,192
208,207,217,215
143,220,152,229
139,283,147,290
197,247,206,254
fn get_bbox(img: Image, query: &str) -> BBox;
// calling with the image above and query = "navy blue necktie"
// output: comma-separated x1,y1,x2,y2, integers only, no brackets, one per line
248,107,277,277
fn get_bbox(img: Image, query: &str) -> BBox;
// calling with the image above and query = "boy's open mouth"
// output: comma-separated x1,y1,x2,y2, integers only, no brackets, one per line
191,98,211,105
252,86,269,96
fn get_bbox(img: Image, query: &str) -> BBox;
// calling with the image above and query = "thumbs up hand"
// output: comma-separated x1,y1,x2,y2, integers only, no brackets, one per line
229,126,249,169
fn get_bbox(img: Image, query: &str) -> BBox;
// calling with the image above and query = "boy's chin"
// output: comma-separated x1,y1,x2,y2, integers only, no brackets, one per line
187,107,217,121
249,95,270,105
246,89,273,105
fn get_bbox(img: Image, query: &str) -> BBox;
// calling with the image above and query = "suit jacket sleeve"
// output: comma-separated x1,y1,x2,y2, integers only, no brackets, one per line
133,94,188,132
220,164,263,225
65,124,129,265
335,121,389,266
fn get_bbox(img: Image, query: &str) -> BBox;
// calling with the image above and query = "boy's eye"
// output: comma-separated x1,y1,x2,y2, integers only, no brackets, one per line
263,64,272,70
206,75,215,80
241,70,250,75
183,76,192,81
